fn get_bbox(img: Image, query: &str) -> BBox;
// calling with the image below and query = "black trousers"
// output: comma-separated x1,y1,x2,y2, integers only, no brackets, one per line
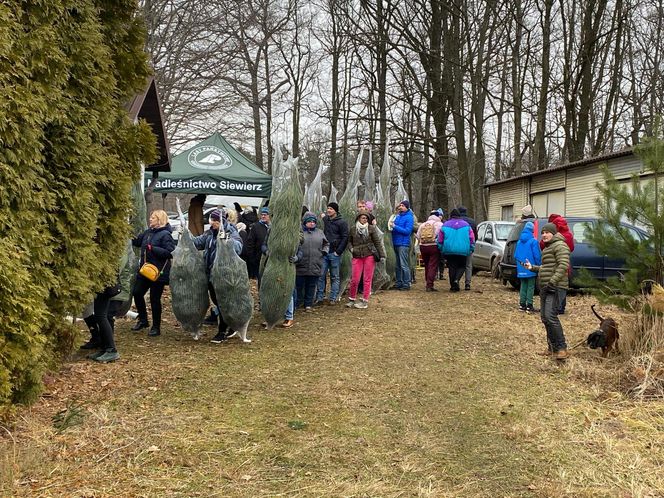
133,276,166,329
208,283,230,335
446,255,467,289
94,292,116,352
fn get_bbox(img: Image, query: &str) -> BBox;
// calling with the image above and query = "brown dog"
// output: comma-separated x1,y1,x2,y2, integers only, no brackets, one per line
586,304,619,357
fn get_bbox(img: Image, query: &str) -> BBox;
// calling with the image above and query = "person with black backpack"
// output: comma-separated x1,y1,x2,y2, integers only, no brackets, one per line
417,210,444,291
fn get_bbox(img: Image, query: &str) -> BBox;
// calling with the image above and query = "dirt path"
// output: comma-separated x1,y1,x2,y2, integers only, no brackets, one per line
1,273,662,497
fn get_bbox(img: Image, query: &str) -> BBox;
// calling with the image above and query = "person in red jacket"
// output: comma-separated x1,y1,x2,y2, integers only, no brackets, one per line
540,214,574,314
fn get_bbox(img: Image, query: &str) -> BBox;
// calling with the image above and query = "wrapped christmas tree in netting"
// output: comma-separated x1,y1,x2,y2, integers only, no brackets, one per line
329,183,338,203
114,239,139,317
130,180,147,237
374,140,396,288
260,150,302,328
338,148,363,296
211,225,253,343
170,198,209,340
395,175,408,206
364,148,376,202
306,162,324,218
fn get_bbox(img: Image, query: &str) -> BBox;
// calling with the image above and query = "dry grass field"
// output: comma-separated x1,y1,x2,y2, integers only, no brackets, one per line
1,273,663,497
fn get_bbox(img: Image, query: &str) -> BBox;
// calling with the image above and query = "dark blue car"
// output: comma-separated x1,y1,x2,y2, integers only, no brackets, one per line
500,217,648,288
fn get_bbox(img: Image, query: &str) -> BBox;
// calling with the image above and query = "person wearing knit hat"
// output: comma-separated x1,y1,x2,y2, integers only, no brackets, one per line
438,207,475,292
295,212,329,313
316,201,349,304
192,209,244,344
390,199,415,290
457,206,477,290
209,209,222,222
523,220,571,360
521,204,535,220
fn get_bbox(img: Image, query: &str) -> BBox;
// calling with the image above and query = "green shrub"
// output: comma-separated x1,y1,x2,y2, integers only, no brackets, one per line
0,0,155,417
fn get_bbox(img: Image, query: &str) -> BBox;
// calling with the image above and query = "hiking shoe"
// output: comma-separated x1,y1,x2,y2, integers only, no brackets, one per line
148,327,161,337
464,284,471,291
94,350,120,363
131,320,149,331
554,349,569,360
537,349,553,356
354,299,368,309
345,299,356,308
526,304,539,313
86,350,106,360
518,303,527,312
398,287,410,291
281,319,294,328
304,306,313,312
210,331,227,344
80,340,102,350
426,287,439,292
328,300,338,305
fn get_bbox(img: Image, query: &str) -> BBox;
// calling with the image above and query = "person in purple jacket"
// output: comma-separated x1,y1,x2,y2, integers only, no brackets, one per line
389,200,415,290
515,221,541,313
437,208,475,292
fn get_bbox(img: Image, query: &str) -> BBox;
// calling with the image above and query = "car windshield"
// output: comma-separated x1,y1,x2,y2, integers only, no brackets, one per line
495,224,513,240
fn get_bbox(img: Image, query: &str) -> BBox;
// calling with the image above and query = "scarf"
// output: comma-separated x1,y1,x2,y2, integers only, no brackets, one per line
356,221,369,238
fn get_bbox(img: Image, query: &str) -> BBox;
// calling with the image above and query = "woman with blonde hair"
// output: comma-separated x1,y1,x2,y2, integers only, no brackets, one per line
131,209,175,336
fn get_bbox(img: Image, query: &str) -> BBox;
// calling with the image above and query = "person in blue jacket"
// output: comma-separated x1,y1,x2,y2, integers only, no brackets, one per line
193,209,243,343
515,221,541,312
389,200,415,290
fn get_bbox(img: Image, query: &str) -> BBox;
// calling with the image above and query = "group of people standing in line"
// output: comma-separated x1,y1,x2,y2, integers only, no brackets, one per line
81,197,574,363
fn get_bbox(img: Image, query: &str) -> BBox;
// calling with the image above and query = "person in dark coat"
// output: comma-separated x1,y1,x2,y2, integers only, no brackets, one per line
193,209,243,343
316,202,349,304
294,212,329,311
245,207,270,281
457,206,478,290
131,210,176,336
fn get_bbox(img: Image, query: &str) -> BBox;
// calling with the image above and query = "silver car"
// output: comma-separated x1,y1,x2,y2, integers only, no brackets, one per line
472,221,515,274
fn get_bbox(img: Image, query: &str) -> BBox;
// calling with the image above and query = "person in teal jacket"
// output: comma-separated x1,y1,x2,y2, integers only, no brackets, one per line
437,208,475,292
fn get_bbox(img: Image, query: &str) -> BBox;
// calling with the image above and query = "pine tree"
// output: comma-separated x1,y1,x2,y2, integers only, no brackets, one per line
583,121,664,309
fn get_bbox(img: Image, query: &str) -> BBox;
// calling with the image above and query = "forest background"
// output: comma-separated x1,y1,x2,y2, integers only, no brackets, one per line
143,0,664,218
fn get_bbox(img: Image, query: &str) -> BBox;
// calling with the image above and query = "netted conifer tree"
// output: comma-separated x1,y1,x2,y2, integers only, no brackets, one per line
0,0,156,416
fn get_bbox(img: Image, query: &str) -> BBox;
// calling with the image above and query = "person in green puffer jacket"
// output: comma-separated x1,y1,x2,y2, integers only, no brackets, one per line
524,222,570,360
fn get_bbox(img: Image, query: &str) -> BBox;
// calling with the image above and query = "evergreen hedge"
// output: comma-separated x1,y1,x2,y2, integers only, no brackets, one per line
0,0,156,417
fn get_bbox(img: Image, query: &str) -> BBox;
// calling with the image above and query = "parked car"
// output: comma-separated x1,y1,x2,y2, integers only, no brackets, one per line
500,217,648,288
472,221,515,274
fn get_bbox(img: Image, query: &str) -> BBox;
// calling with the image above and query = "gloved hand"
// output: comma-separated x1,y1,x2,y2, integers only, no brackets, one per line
288,255,298,263
542,284,556,294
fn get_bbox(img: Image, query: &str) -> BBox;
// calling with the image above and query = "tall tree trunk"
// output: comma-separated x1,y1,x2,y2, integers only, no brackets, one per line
533,0,553,169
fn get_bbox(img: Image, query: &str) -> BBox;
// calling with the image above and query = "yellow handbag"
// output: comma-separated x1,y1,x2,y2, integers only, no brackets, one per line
139,245,168,282
139,263,161,281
